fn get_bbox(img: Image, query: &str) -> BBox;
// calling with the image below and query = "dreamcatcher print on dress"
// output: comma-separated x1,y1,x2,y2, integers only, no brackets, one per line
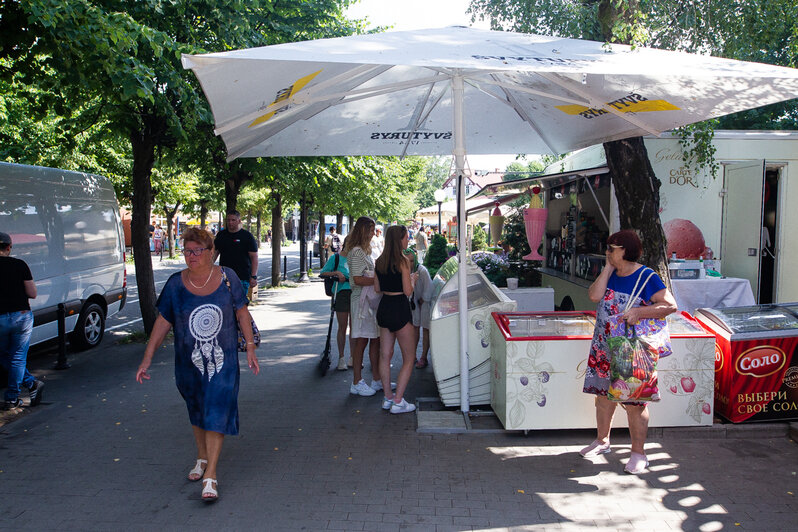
189,304,225,380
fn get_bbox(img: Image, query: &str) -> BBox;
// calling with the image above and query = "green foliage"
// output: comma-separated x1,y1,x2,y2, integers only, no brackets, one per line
501,211,542,287
502,160,545,182
676,120,719,180
415,156,451,209
471,224,488,251
423,233,450,278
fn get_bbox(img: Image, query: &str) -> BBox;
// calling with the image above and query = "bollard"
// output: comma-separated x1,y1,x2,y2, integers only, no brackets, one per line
283,256,287,280
54,303,70,370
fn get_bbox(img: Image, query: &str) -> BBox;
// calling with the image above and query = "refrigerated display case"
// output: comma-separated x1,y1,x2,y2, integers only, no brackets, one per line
429,257,516,407
695,304,798,423
490,311,716,430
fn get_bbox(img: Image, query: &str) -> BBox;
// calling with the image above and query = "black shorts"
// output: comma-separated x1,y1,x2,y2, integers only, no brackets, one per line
333,289,351,313
376,294,412,332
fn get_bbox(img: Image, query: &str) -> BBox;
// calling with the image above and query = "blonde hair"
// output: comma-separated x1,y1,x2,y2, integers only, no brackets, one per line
342,216,374,257
181,227,214,250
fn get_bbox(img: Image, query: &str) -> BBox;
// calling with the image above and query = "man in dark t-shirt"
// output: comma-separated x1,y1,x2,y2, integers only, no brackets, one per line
213,211,258,294
0,232,44,410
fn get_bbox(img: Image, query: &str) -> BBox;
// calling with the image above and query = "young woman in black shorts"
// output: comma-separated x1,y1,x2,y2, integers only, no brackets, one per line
374,225,418,414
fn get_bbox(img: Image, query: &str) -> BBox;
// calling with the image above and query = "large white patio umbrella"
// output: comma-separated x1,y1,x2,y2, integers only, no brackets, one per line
183,26,798,412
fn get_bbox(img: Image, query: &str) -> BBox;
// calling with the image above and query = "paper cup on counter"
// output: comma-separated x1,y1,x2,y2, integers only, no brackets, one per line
506,277,519,290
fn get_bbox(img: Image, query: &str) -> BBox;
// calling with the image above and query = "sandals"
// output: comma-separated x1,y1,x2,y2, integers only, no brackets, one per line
202,478,218,502
187,459,207,482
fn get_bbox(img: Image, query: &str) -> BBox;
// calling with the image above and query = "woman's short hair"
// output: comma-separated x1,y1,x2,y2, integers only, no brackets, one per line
181,227,214,250
607,230,642,262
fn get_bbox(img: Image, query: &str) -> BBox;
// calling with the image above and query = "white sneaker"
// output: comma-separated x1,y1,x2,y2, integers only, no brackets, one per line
337,358,347,371
579,440,611,458
381,397,394,410
390,398,416,414
350,379,376,396
370,380,396,392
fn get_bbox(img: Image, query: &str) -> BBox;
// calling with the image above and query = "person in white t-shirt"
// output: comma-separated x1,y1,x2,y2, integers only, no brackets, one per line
370,225,384,260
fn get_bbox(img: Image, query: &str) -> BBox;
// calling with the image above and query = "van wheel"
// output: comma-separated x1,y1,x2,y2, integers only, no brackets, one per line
71,303,106,350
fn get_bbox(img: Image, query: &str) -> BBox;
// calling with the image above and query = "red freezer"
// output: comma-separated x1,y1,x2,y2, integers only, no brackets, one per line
695,304,798,423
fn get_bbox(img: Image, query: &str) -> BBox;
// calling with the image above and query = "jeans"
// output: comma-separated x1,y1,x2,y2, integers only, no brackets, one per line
0,311,35,401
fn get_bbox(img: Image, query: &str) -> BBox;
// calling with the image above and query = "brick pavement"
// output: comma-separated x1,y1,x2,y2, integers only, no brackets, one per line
1,280,798,531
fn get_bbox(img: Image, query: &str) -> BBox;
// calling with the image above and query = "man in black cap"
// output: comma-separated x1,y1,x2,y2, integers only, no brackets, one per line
0,232,44,410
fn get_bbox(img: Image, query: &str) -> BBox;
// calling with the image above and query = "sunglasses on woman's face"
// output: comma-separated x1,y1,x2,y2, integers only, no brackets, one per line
182,248,208,257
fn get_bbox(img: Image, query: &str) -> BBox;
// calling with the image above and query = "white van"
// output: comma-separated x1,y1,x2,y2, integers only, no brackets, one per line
0,162,127,349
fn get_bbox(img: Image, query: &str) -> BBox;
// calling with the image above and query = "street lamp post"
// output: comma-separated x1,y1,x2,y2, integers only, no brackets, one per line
434,189,446,234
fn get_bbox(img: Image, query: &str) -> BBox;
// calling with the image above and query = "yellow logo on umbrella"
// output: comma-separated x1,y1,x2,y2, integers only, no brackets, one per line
556,93,680,119
249,70,322,128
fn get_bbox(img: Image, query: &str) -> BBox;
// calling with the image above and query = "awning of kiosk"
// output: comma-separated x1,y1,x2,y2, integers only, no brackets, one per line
465,165,610,226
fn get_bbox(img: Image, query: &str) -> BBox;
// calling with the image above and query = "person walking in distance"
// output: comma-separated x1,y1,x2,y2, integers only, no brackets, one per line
213,211,258,295
0,232,44,410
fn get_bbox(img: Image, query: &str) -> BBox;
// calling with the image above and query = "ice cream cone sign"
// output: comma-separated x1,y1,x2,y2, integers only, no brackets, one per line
489,201,505,245
523,185,547,261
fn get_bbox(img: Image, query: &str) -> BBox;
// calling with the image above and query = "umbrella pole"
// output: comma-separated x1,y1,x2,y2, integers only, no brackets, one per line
453,74,470,413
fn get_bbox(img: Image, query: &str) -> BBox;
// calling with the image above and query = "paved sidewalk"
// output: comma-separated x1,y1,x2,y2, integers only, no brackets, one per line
1,282,797,531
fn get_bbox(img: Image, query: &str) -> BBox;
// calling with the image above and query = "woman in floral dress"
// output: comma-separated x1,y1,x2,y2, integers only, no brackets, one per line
581,230,677,474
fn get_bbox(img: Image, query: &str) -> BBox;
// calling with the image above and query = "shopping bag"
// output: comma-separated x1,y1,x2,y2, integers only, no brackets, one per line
607,320,660,402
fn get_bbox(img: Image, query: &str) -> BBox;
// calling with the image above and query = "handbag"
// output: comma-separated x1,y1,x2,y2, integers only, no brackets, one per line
324,254,340,297
221,268,261,352
606,269,670,402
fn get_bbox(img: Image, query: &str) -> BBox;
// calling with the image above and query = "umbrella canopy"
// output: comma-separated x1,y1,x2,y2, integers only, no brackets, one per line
183,26,798,411
183,26,798,161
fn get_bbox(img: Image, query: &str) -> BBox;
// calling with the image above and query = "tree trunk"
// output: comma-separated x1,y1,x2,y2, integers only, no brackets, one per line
603,137,671,288
199,200,209,229
163,204,179,259
130,130,158,335
298,192,309,281
256,210,262,246
319,210,326,268
271,192,282,287
336,210,344,234
224,169,250,214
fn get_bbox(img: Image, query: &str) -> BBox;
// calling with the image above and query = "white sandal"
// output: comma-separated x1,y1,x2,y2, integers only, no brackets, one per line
202,478,218,502
187,459,207,481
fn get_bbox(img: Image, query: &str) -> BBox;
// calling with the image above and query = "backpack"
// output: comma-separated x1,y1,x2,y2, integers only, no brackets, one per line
330,233,342,253
324,254,340,297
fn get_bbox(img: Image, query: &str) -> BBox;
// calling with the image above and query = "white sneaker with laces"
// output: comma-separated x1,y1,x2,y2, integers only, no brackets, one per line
350,379,376,396
370,380,396,392
337,357,347,371
390,398,416,414
381,397,394,410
